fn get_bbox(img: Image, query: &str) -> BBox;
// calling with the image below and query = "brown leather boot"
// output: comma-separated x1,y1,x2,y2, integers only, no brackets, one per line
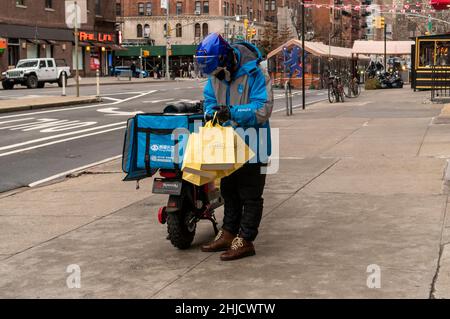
201,229,235,252
220,236,255,261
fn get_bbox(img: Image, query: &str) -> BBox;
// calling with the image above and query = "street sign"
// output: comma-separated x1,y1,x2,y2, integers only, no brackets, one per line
0,38,6,55
65,0,87,29
428,15,433,34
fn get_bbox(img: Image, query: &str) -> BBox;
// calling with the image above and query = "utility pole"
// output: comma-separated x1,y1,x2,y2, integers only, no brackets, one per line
384,23,387,71
74,0,80,97
301,0,305,110
165,1,170,80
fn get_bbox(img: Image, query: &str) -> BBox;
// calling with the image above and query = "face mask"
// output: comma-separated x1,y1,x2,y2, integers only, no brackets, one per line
212,67,231,82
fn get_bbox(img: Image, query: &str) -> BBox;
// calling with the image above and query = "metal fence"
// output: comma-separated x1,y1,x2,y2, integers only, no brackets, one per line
431,66,450,102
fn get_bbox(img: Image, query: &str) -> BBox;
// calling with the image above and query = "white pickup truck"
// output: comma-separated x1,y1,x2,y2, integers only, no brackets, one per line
2,58,71,90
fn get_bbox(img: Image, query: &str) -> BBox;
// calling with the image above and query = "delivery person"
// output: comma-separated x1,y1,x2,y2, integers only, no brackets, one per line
195,33,273,261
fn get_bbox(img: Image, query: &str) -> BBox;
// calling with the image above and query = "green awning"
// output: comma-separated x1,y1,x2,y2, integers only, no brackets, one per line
115,45,197,57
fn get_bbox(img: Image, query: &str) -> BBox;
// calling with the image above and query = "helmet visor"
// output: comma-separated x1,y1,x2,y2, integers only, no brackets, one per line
195,50,221,75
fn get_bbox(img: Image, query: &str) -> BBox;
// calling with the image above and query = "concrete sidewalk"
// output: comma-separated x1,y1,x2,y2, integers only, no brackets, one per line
0,95,99,113
1,88,450,298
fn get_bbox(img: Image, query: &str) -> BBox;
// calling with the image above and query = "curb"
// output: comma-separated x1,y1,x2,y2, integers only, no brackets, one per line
432,103,450,124
0,97,100,114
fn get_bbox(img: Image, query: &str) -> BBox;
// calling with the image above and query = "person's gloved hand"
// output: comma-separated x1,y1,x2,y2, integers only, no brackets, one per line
212,105,231,124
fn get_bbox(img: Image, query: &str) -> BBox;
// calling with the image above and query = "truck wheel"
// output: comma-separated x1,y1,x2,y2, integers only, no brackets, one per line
37,82,45,89
167,209,196,250
2,81,14,90
26,75,38,89
58,73,67,87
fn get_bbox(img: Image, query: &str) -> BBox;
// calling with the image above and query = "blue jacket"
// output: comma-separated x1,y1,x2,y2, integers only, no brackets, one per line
204,42,273,163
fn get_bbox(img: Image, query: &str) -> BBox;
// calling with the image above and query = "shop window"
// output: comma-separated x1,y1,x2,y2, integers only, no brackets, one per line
8,41,20,67
436,41,450,66
195,23,201,38
176,23,182,37
419,41,435,67
137,24,143,38
202,23,209,38
27,44,38,59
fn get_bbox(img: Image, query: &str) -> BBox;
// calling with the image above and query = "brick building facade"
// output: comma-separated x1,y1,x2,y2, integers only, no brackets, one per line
116,0,267,46
0,0,118,77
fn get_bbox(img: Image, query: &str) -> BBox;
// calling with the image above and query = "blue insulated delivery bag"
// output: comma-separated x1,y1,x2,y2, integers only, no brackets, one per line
122,113,203,181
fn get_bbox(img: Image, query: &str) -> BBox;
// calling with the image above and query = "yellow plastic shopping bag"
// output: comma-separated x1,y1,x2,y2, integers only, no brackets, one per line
182,171,217,186
181,115,256,186
198,119,236,171
182,133,217,178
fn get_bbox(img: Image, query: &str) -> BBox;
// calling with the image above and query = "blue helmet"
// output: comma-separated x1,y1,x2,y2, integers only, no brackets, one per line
195,33,232,75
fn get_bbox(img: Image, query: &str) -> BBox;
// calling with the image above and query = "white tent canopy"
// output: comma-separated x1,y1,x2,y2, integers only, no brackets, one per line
352,40,414,55
267,39,370,60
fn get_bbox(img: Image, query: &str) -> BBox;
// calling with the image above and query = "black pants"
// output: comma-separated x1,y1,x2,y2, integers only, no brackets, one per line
220,163,266,242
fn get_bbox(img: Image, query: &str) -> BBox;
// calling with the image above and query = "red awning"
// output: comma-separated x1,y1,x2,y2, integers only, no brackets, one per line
430,0,450,10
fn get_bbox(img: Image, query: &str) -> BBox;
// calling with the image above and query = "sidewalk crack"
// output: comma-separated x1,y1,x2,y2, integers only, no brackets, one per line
430,195,449,299
263,158,341,219
417,123,431,157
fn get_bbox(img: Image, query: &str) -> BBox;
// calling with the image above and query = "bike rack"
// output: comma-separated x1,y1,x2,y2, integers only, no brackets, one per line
285,80,293,116
431,65,450,102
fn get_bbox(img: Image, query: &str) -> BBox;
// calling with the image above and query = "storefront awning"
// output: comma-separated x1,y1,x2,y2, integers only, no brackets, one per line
109,44,127,51
0,24,73,42
352,40,414,55
115,45,197,57
26,39,47,45
78,42,91,47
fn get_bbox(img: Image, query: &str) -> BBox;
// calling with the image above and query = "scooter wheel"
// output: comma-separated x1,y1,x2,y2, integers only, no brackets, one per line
167,209,196,250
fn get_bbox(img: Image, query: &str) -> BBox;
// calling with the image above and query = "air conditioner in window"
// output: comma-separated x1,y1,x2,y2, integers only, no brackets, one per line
195,10,201,15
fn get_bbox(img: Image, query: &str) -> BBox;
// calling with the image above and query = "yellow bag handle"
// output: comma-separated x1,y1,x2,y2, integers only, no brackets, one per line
204,112,221,128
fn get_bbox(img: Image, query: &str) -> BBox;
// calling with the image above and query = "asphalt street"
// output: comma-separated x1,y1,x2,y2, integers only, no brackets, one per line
0,81,327,193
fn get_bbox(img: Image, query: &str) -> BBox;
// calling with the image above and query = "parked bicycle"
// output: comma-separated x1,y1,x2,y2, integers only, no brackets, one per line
343,71,361,98
328,72,345,103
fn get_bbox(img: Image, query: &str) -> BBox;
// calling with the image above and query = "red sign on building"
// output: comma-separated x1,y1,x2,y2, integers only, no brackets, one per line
79,32,114,43
430,0,450,10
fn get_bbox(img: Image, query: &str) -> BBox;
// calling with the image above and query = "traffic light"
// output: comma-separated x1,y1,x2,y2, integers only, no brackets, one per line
244,19,249,30
166,24,172,37
380,17,385,29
